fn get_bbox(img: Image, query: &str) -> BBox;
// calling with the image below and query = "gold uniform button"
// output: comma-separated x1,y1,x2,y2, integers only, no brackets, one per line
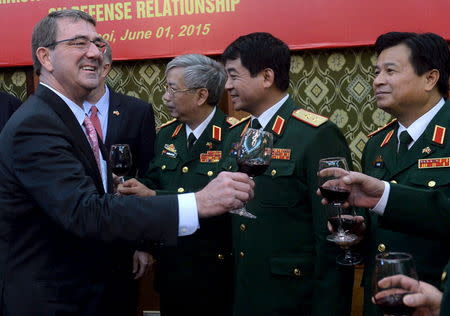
428,180,436,188
182,166,189,173
207,171,214,176
293,268,301,277
217,253,224,260
390,180,397,184
161,165,166,170
378,243,386,252
239,251,245,257
271,169,277,176
240,224,246,231
177,187,185,193
442,271,447,281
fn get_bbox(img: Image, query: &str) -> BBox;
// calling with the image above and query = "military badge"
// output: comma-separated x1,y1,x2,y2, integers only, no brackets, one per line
113,110,120,116
206,142,213,149
162,144,177,158
422,146,432,154
418,157,450,169
373,155,384,168
229,142,239,157
271,148,291,160
200,151,222,163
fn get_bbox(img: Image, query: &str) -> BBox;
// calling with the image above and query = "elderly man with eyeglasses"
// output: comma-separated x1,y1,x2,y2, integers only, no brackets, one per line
118,53,238,316
0,10,254,316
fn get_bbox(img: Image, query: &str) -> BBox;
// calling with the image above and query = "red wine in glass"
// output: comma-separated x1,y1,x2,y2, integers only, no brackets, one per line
319,186,350,204
237,160,269,177
375,292,415,315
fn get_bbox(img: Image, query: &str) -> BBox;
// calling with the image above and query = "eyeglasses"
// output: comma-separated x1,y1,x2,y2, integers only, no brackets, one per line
45,36,107,54
164,84,202,96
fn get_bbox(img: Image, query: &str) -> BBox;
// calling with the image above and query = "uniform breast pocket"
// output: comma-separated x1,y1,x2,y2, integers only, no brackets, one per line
407,172,450,190
220,157,238,172
195,162,220,179
155,156,179,172
258,160,299,207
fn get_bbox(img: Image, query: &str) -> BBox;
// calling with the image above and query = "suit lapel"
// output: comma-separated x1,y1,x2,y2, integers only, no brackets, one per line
35,85,105,193
378,126,400,179
105,90,121,149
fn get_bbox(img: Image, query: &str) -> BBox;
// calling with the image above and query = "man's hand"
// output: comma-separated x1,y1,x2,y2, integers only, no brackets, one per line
195,171,254,218
118,178,156,197
373,274,442,316
317,168,385,208
132,251,154,280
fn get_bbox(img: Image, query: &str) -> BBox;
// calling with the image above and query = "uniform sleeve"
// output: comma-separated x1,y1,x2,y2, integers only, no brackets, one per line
301,122,354,316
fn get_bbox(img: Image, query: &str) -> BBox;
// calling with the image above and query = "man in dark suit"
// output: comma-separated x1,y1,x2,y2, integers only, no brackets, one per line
220,32,354,316
360,32,450,316
120,54,236,316
0,9,253,316
84,42,156,315
0,91,21,131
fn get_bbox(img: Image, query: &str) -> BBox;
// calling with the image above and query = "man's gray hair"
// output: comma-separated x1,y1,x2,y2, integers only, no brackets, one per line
166,54,226,106
32,10,96,75
103,40,112,64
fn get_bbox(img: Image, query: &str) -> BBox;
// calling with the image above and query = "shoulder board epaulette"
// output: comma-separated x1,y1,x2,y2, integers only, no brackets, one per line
230,115,251,129
292,109,328,127
158,118,177,129
368,119,398,138
226,116,240,126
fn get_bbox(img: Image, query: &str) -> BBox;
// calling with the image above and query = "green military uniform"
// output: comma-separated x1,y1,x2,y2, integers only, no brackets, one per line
221,97,354,316
361,100,450,316
141,108,236,316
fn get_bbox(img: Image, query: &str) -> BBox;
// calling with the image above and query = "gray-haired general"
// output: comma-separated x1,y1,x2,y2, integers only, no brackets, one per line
0,10,253,316
119,53,236,316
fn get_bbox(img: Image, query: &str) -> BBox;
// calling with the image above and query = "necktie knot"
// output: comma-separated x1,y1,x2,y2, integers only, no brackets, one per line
398,130,413,154
251,118,262,129
91,105,98,115
187,132,196,150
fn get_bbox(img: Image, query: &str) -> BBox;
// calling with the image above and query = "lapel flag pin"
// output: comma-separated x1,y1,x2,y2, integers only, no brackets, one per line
113,110,120,116
422,146,432,154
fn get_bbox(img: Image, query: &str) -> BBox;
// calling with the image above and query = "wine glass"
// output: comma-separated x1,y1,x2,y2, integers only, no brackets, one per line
373,252,419,316
318,157,362,265
230,128,273,218
109,144,132,184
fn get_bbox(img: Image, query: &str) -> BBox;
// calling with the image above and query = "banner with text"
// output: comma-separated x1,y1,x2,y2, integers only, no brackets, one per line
1,0,450,67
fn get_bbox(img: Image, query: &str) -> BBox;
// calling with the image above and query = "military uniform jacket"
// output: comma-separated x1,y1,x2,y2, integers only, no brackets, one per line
141,108,233,315
220,97,354,316
361,100,450,316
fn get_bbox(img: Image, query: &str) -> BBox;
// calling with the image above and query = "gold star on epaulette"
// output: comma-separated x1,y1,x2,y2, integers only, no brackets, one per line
226,116,240,126
230,115,251,129
292,109,328,127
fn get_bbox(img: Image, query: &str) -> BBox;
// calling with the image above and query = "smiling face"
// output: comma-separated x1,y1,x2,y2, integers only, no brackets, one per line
224,58,265,114
39,18,103,103
373,44,429,120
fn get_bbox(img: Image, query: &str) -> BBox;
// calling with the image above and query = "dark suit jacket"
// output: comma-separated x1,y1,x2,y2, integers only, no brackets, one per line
0,85,178,316
221,97,354,316
104,88,156,177
361,100,450,316
0,91,21,132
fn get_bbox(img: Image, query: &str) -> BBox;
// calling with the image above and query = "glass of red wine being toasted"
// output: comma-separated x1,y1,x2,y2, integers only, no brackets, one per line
373,252,419,316
109,144,132,186
318,157,362,265
231,128,273,219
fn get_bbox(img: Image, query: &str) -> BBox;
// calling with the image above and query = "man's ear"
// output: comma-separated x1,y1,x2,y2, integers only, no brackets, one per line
262,68,275,88
424,69,440,92
36,47,54,73
101,62,111,79
196,88,209,106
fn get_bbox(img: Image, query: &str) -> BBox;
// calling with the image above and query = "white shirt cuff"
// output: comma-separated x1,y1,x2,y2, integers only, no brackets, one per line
177,193,200,236
371,181,390,215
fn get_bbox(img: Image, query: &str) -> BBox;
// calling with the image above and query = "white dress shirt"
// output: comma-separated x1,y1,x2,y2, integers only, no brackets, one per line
252,94,289,128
